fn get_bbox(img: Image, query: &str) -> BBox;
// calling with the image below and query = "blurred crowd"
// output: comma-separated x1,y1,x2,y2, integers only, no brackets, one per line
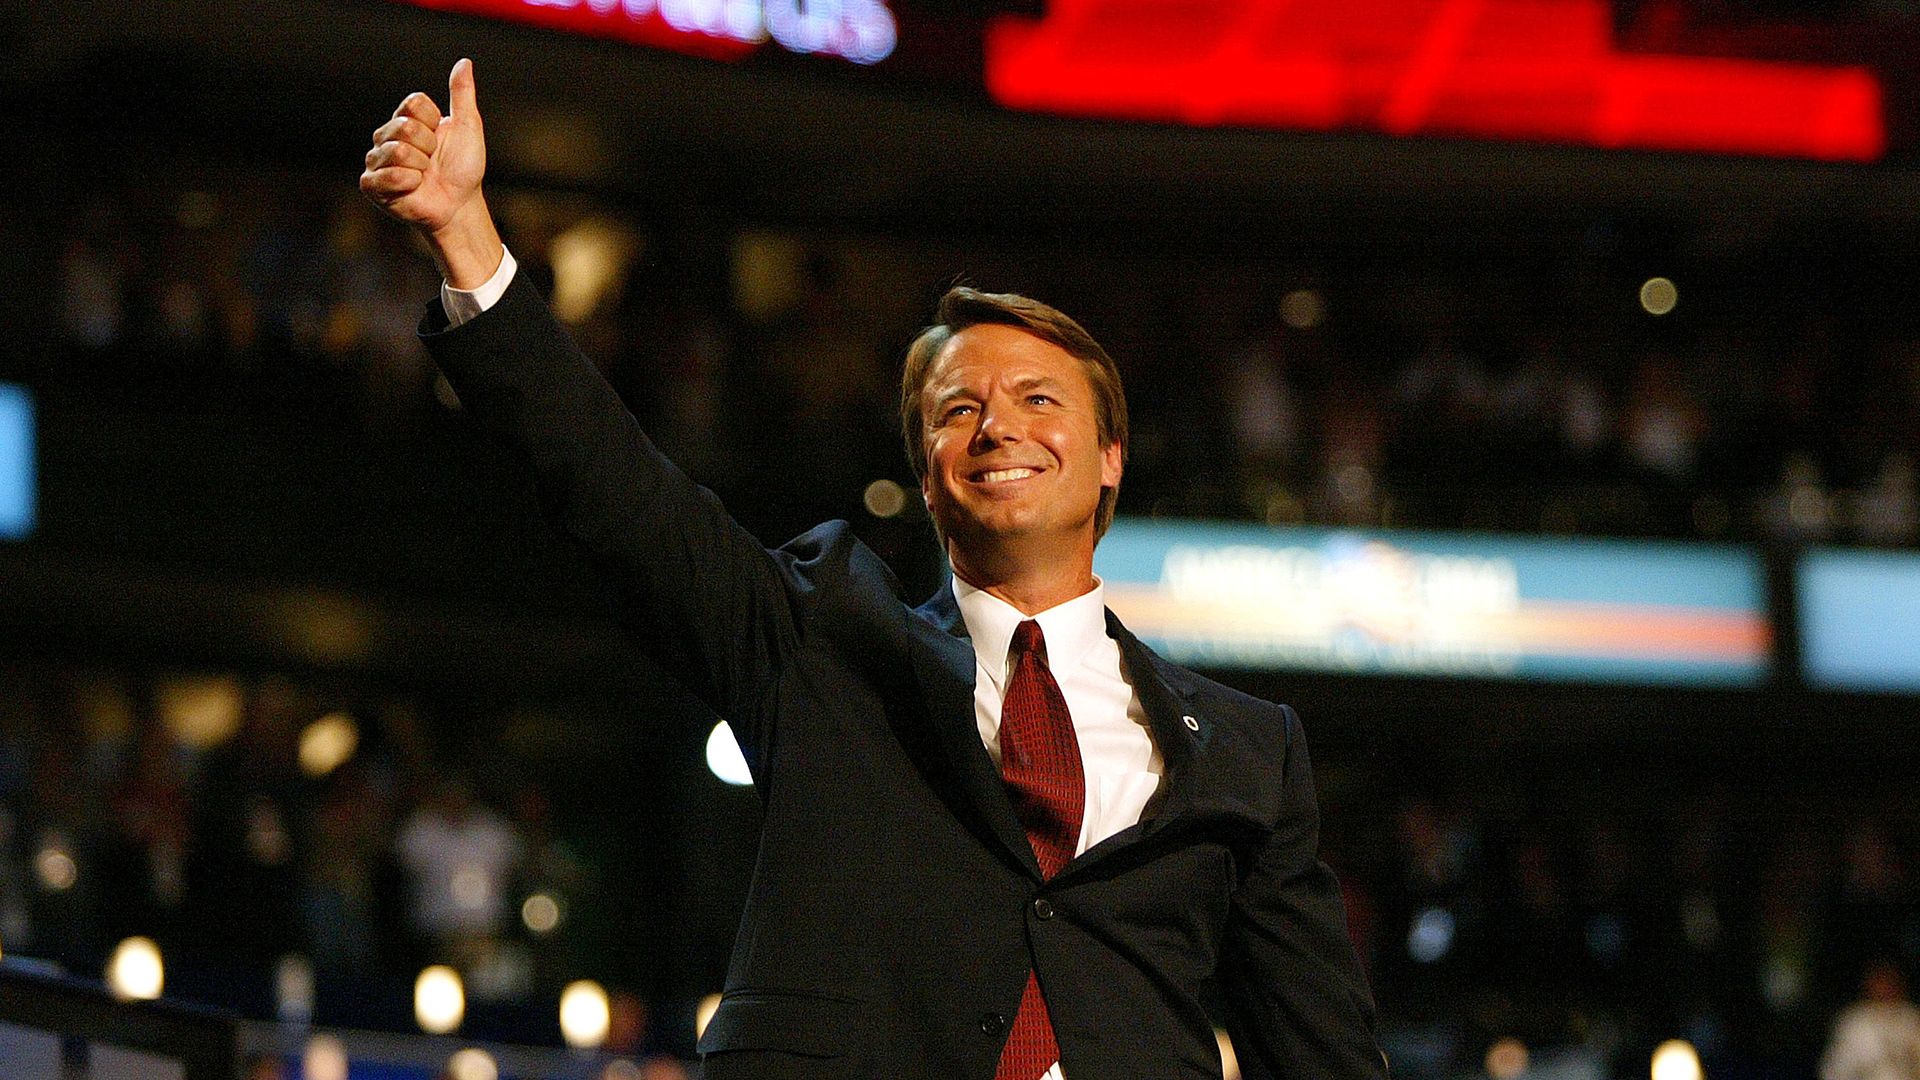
2,661,1918,1079
28,175,1920,555
1334,784,1920,1080
0,667,636,1049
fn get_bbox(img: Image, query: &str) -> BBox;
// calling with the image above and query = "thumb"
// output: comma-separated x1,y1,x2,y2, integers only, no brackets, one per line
448,57,480,124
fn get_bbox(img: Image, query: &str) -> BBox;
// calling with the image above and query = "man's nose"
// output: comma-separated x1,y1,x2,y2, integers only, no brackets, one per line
970,400,1020,450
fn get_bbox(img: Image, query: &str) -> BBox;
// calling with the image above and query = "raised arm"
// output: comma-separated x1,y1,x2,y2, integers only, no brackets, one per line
360,61,801,749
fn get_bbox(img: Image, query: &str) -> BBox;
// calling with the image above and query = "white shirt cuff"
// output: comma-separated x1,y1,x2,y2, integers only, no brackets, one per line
440,246,518,329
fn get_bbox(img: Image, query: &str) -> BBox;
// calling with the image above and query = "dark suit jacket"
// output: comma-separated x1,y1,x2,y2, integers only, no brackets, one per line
422,273,1386,1080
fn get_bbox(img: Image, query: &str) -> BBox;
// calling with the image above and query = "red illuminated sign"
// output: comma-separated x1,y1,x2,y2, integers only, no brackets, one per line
398,0,897,65
985,0,1885,161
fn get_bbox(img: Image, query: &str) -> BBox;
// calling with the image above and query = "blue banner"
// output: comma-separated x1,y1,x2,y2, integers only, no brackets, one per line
1799,549,1920,693
1094,519,1771,686
0,383,33,540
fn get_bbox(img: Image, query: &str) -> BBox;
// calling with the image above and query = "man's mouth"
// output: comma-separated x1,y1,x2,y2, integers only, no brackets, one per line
973,467,1040,483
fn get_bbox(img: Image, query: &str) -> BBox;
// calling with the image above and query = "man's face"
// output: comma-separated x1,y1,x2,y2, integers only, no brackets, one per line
919,324,1123,558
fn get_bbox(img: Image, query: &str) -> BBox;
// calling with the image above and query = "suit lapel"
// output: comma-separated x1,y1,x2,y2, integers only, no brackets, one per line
1050,614,1264,885
908,583,1045,882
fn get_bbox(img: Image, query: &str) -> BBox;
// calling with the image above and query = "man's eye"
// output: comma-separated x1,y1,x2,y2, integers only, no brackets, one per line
945,404,975,419
1027,395,1054,406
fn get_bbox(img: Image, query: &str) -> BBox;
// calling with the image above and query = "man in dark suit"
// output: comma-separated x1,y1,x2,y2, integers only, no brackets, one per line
362,60,1386,1080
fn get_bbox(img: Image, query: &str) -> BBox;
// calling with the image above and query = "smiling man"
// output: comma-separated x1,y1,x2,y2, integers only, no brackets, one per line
363,59,1385,1080
909,313,1125,611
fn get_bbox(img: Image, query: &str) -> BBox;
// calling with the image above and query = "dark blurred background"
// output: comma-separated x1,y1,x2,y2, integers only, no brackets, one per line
1,0,1919,1077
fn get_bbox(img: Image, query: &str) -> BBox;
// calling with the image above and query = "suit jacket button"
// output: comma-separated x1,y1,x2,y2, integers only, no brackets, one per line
980,1012,1008,1035
1032,898,1055,920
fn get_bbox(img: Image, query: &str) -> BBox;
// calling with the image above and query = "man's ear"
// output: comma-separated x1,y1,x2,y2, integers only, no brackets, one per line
1100,441,1123,488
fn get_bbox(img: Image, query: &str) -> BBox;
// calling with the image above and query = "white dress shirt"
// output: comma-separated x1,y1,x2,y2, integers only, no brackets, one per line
952,574,1164,856
446,254,1164,1079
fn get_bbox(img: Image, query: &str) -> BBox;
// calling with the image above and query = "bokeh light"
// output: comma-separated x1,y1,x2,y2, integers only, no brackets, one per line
108,936,164,1001
560,980,613,1049
415,965,465,1034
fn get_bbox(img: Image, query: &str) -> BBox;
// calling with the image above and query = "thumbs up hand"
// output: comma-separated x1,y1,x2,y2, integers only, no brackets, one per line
361,58,501,288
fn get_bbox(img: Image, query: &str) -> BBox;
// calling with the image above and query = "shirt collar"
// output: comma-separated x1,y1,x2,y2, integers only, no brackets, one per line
952,573,1110,694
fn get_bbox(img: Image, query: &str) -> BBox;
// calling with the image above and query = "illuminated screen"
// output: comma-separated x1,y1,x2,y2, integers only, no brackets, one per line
1798,549,1920,694
986,0,1885,162
391,0,897,65
0,383,34,540
1094,520,1771,685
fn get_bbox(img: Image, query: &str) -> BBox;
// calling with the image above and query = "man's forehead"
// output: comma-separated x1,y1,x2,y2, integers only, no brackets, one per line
924,324,1087,395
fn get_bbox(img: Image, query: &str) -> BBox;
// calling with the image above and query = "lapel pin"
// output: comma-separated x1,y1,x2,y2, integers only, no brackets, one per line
1182,715,1200,732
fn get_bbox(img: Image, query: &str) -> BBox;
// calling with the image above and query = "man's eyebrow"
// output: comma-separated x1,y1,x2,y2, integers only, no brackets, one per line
929,385,977,411
1010,375,1067,394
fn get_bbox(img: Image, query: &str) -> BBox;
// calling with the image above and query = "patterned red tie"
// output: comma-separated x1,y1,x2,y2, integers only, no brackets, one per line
994,619,1085,1080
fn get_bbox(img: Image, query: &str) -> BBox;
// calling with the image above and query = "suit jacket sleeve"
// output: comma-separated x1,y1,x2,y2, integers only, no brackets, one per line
1219,705,1387,1080
419,272,798,764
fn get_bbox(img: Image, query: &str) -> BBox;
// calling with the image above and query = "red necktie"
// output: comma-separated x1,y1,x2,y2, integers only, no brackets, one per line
994,620,1085,1080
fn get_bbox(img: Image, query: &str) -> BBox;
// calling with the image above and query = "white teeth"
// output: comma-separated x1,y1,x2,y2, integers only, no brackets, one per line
980,468,1037,483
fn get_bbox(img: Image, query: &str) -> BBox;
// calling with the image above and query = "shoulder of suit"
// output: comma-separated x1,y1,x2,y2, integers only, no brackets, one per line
1127,645,1302,755
771,518,910,606
1180,667,1299,728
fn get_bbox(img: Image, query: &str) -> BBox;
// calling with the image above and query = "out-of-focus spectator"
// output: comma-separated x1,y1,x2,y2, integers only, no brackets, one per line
99,708,193,944
1759,453,1837,542
190,679,307,965
1854,453,1919,546
510,783,591,989
20,712,108,966
1822,960,1920,1080
395,776,523,967
302,757,393,976
1624,353,1704,483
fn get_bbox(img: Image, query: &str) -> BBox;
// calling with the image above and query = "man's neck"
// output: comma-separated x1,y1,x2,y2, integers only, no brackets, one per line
948,538,1099,616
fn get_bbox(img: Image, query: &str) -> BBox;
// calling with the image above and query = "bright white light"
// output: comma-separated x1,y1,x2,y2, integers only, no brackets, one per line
1640,277,1678,316
276,953,315,1023
863,479,908,519
696,993,723,1040
1651,1040,1702,1080
447,1048,498,1080
706,722,754,786
299,713,359,778
303,1034,349,1080
522,892,563,935
560,980,613,1049
415,965,466,1034
34,842,77,891
1487,1037,1530,1080
108,936,164,1001
1407,905,1455,963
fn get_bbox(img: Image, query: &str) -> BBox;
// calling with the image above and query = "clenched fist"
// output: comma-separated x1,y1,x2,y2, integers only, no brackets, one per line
361,58,502,289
